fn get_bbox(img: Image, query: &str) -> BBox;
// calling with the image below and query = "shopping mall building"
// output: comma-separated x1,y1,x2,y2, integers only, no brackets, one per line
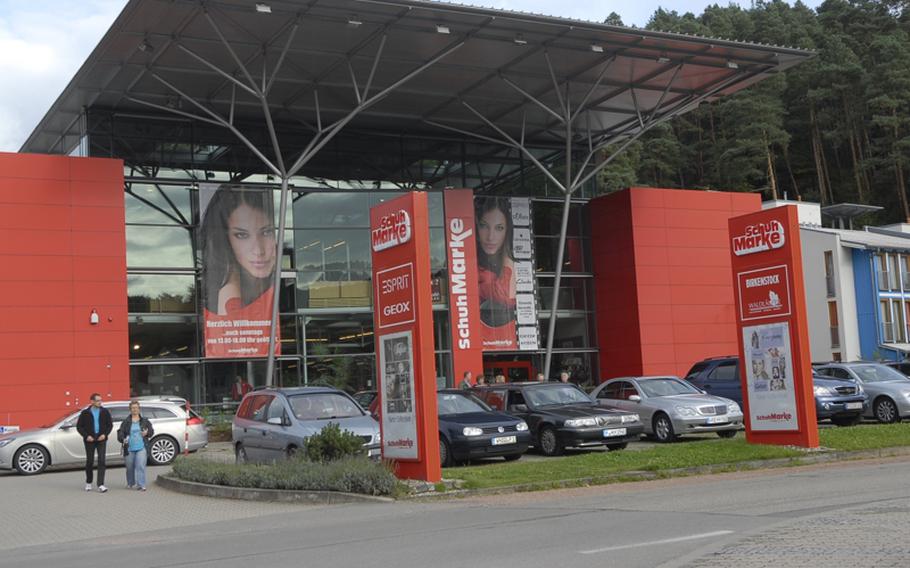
0,0,811,428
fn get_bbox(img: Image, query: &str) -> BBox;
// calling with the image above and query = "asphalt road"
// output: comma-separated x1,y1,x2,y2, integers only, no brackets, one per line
1,455,908,567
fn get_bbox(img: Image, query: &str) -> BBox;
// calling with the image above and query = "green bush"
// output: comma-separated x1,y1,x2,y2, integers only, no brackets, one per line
304,422,365,462
171,455,398,496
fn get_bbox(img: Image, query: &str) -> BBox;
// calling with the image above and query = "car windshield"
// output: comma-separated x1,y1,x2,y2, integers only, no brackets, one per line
852,364,910,383
288,393,363,421
437,393,489,415
43,411,79,428
524,385,593,407
637,378,701,397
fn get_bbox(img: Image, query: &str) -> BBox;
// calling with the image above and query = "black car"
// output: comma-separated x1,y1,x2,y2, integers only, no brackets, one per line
685,356,867,426
436,390,531,467
472,382,644,456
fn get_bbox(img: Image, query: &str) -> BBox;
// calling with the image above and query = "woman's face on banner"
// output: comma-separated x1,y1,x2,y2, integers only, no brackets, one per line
478,207,507,256
227,203,276,278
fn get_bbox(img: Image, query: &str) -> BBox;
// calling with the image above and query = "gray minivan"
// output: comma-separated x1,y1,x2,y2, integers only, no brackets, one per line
232,387,381,463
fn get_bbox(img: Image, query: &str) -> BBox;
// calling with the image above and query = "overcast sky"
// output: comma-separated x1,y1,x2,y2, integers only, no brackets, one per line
0,0,823,152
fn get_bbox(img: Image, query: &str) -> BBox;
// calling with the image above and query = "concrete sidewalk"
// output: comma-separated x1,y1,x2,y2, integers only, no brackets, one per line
0,462,311,552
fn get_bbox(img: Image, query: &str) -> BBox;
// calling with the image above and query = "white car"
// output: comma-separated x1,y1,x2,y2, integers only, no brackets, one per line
0,399,208,475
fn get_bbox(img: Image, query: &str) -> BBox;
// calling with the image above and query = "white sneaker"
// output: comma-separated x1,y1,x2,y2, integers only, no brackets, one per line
85,484,92,492
98,485,108,493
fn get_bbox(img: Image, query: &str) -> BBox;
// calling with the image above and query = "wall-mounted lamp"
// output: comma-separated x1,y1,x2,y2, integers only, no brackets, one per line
436,24,450,35
726,60,739,69
590,43,604,53
255,3,271,13
348,16,363,27
89,309,100,326
513,34,528,46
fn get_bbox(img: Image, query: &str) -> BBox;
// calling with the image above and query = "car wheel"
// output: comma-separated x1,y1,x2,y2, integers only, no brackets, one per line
503,453,522,462
874,398,899,424
606,443,627,451
14,445,49,475
149,436,178,465
439,437,453,468
538,426,563,456
235,444,248,464
831,415,862,427
717,430,738,439
653,413,676,443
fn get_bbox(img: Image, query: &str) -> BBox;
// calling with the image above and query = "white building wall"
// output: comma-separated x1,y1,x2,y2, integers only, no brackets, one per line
763,200,822,226
799,228,860,361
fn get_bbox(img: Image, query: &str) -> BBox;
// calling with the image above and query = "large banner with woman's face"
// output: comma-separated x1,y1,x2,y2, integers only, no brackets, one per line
474,196,539,351
199,184,279,358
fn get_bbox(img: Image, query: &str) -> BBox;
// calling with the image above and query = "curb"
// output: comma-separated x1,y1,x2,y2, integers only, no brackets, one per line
156,474,395,504
407,445,910,500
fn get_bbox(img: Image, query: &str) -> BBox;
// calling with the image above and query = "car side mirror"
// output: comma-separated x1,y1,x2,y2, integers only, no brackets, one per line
510,404,528,413
628,395,642,403
267,417,283,426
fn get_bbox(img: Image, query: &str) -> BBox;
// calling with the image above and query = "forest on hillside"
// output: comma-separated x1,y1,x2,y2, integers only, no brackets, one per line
600,0,910,223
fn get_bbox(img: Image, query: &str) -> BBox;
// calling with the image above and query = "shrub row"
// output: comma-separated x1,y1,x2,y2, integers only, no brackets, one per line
171,455,398,496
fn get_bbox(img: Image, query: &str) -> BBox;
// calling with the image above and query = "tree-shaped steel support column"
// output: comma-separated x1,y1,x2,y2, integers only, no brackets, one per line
127,5,465,385
427,53,752,379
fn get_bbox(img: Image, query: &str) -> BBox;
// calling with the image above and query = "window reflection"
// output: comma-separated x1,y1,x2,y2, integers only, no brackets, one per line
124,184,193,225
129,316,198,359
128,274,195,313
293,192,369,227
304,313,374,354
126,226,194,268
306,354,375,393
130,364,198,401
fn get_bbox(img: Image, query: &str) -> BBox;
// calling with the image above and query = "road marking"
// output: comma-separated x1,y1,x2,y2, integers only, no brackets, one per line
578,530,734,555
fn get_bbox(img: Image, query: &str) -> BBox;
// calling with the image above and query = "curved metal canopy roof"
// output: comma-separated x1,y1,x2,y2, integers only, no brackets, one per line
22,0,813,156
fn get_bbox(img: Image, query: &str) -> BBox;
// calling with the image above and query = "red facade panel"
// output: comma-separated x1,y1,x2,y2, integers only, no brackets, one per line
591,187,760,382
0,153,127,430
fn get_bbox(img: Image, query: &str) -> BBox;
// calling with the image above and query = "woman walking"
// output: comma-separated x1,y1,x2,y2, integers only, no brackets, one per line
117,401,154,491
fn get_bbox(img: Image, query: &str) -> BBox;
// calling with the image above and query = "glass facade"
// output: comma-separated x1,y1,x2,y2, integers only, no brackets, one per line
97,112,604,407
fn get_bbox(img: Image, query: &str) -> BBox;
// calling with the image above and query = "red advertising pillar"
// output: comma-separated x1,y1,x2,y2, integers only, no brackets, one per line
729,205,818,447
443,189,484,385
370,192,441,481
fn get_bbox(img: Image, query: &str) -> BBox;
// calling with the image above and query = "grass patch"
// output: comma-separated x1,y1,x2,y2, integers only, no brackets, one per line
819,422,910,451
450,438,802,490
448,423,910,490
171,455,399,496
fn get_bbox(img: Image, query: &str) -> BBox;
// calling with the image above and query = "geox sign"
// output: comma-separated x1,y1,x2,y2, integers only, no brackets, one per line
732,220,786,256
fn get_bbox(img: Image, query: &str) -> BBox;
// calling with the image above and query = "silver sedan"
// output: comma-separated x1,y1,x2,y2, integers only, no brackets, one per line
815,363,910,423
0,399,208,475
591,376,743,443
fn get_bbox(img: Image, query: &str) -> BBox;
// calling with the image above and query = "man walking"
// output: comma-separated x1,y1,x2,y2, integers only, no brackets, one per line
76,393,113,493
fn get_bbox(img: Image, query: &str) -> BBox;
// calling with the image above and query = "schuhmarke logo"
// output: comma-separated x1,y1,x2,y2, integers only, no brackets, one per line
732,220,786,256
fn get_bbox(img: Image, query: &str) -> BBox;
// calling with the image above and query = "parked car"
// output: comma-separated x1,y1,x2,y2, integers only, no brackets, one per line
232,387,380,463
814,362,910,423
472,382,643,456
353,390,378,411
436,390,531,467
883,360,910,377
686,356,868,426
591,376,743,442
0,399,207,475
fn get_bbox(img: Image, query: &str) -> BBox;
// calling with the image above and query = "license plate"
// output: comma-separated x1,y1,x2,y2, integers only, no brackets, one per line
845,402,863,410
492,436,517,446
603,428,627,437
706,416,728,424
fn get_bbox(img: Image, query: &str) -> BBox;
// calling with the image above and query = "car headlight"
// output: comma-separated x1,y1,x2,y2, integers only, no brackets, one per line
726,403,741,415
565,417,598,428
374,431,381,443
462,427,483,436
515,421,529,432
813,386,833,396
675,406,698,417
621,414,640,424
0,439,14,448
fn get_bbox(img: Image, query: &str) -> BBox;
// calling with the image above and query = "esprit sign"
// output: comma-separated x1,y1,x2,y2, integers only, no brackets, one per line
375,262,416,329
732,220,786,256
371,210,412,251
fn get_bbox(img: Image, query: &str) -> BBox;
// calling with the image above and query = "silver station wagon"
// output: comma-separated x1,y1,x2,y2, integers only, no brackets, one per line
0,398,208,475
232,387,381,463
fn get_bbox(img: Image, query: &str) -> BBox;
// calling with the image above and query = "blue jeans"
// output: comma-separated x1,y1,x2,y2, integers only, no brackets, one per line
125,448,147,488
